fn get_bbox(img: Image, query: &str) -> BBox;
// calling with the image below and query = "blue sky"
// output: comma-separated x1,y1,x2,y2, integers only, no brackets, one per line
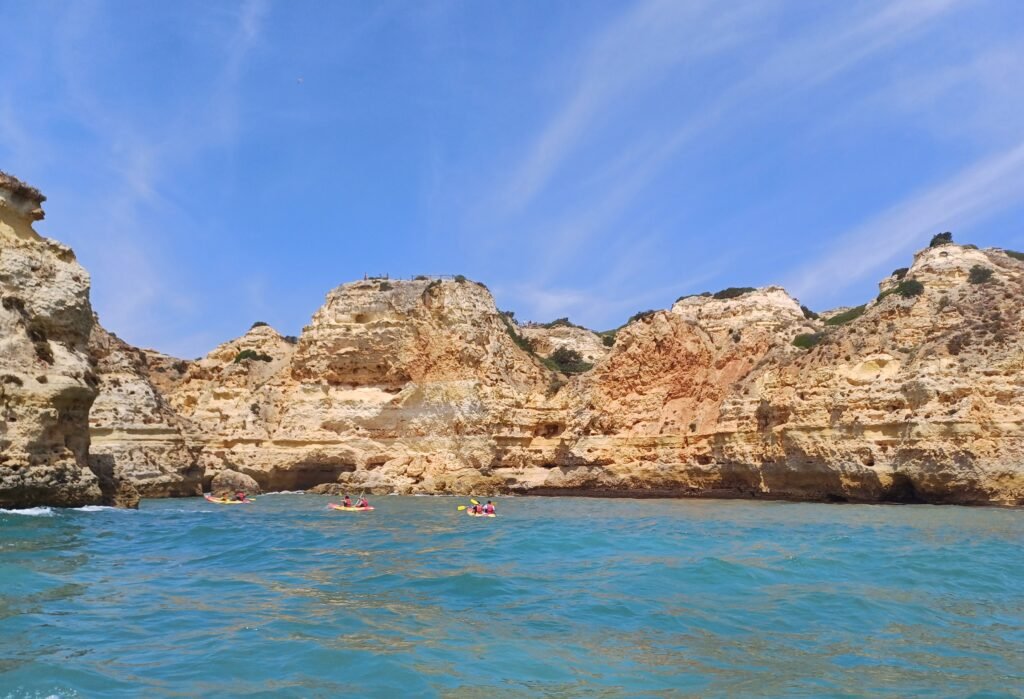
3,0,1024,358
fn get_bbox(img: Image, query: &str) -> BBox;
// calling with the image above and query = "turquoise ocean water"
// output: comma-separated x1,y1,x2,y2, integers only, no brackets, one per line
1,495,1022,697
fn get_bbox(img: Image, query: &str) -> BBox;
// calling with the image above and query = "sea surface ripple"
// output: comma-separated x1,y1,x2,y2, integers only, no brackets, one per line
1,496,1022,697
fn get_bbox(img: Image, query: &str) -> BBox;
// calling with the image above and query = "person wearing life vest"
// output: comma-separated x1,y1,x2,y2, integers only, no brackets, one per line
483,501,495,514
233,491,247,502
356,496,370,509
343,495,352,507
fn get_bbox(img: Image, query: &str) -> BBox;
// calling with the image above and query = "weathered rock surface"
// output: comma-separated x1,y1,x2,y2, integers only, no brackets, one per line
0,172,102,507
519,322,610,364
162,280,555,495
3,169,1021,506
210,468,260,497
145,257,1024,505
533,250,1024,505
88,323,202,499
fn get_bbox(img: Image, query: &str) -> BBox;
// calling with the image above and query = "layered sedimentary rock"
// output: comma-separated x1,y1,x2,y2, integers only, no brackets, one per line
715,245,1024,505
163,280,555,494
534,249,1024,505
88,323,201,499
148,254,1024,505
0,173,102,507
519,322,610,364
4,168,1021,506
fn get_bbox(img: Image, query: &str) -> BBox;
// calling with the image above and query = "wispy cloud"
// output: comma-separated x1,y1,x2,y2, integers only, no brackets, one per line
487,0,968,314
500,0,770,212
786,141,1024,302
39,0,272,355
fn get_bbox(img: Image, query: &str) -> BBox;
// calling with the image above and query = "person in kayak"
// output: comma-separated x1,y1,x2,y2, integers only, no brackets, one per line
356,496,370,509
483,501,495,514
233,491,247,502
342,495,352,507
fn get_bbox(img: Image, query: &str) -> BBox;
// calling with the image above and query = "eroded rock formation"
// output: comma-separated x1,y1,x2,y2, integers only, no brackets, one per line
88,323,202,499
0,172,101,507
3,169,1021,506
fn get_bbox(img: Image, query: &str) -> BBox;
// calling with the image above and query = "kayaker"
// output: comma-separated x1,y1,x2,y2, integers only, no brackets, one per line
357,496,370,509
483,501,495,514
343,495,352,507
233,491,247,502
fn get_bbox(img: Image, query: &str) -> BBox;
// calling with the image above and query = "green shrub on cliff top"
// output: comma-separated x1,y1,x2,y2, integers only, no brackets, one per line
930,231,953,247
792,333,823,349
800,305,819,320
712,287,756,300
824,304,866,326
626,309,658,325
544,347,592,375
878,279,925,302
1005,250,1024,262
233,349,272,363
968,265,993,284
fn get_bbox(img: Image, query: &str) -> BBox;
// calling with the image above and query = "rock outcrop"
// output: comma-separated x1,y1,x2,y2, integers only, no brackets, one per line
88,323,202,499
210,468,260,497
161,279,555,494
519,322,610,364
0,173,102,507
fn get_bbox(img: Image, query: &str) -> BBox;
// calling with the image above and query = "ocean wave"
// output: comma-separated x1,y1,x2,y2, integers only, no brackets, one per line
0,506,54,517
260,490,305,495
68,505,121,512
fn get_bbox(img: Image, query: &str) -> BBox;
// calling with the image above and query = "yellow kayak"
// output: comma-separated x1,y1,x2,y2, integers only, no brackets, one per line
328,503,375,511
466,511,496,517
204,495,253,505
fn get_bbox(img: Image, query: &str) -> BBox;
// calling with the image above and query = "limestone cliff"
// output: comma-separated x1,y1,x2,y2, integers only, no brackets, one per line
0,173,101,507
714,245,1024,505
519,322,610,364
525,251,1023,505
88,323,202,499
163,279,556,493
4,169,1021,507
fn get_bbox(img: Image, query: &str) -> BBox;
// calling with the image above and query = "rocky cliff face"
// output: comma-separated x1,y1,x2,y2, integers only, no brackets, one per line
519,323,610,364
4,169,1021,506
139,252,1024,506
713,245,1024,505
519,250,1023,505
88,323,202,500
0,173,102,507
162,279,557,494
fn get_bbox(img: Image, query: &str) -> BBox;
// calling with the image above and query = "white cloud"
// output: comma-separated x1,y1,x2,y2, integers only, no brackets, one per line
490,0,967,297
786,141,1024,301
500,0,771,212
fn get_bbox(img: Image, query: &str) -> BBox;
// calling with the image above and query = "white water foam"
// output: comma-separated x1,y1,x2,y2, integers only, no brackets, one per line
0,506,54,517
69,505,119,512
